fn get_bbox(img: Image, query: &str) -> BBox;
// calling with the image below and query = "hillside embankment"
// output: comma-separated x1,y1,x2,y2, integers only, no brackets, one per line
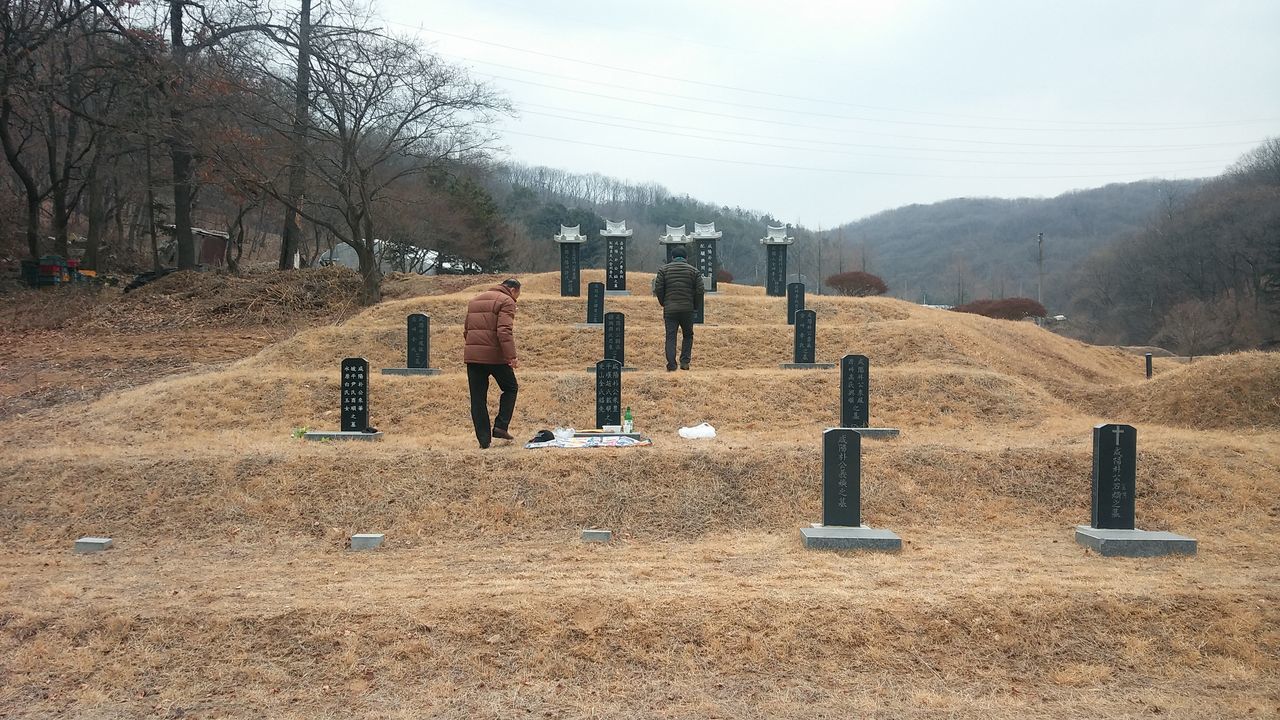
1,269,1276,719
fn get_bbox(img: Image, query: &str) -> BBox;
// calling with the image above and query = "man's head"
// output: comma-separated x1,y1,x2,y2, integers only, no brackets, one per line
502,278,521,300
670,246,687,261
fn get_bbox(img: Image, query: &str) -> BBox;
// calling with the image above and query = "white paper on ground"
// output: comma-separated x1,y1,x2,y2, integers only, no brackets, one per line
678,422,717,439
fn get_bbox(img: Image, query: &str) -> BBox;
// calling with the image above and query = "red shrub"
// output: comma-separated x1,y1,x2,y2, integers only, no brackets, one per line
826,271,888,296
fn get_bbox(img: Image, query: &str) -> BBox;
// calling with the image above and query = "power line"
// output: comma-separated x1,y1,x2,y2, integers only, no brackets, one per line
462,55,1268,134
500,129,1227,180
400,22,1280,129
514,100,1255,156
483,72,1267,150
513,108,1241,167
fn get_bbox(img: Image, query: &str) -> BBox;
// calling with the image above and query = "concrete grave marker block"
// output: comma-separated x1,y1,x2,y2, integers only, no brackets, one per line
75,537,113,553
350,533,384,551
581,529,613,543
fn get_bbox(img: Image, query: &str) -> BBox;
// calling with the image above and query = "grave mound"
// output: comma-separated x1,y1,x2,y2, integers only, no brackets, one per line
84,265,363,332
1108,351,1280,429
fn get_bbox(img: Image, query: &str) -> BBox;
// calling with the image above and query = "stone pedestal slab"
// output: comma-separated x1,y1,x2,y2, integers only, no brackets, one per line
1074,525,1197,557
801,525,901,551
350,533,384,550
381,368,441,376
75,537,113,553
582,529,613,543
781,362,836,370
304,431,383,442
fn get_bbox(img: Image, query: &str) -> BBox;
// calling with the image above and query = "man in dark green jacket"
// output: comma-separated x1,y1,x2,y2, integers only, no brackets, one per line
653,246,706,371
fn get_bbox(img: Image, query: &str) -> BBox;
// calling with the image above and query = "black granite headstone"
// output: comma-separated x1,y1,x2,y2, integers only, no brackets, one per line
340,357,370,432
696,239,717,293
586,282,605,324
822,428,861,527
841,354,869,428
766,244,788,297
560,243,581,297
606,238,627,291
595,359,622,428
693,290,705,325
603,312,625,364
1091,423,1136,530
1145,352,1153,379
406,314,430,369
793,309,817,364
787,282,805,325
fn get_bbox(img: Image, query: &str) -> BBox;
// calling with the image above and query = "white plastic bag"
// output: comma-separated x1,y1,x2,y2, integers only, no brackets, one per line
678,422,717,439
552,427,575,440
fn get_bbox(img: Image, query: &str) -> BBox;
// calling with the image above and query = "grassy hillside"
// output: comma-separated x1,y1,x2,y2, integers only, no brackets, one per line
0,270,1276,719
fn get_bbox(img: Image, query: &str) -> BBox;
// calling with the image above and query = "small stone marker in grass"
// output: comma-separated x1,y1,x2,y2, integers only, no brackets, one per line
350,533,384,551
1074,423,1196,557
801,428,901,551
581,529,612,543
75,537,113,553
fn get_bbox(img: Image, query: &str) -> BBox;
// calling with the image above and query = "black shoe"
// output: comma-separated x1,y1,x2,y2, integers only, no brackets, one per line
666,365,677,372
679,362,690,370
479,442,490,449
492,428,514,440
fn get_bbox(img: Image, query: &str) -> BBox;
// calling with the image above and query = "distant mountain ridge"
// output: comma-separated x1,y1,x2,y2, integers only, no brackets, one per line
829,179,1206,308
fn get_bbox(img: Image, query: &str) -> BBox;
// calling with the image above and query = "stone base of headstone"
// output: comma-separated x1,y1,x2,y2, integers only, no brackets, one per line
350,533,384,551
582,529,613,543
801,525,901,551
781,362,836,370
1074,525,1197,557
586,365,637,373
604,290,631,296
380,368,441,376
304,431,384,442
572,323,604,329
845,427,900,440
74,537,113,553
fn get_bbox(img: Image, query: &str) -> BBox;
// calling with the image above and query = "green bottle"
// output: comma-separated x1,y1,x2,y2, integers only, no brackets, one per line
623,406,634,433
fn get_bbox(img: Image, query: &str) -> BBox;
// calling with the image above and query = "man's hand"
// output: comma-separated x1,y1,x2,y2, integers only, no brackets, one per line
509,358,520,369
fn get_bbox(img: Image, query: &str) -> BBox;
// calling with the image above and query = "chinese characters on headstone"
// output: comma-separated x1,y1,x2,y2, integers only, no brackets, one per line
586,282,605,324
793,309,817,365
595,359,622,428
841,354,869,428
822,428,861,527
406,313,430,369
1091,423,1136,530
787,282,805,325
603,312,625,365
340,357,370,432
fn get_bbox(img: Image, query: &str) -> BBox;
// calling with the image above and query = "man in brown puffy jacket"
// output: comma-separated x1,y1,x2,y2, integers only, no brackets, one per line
464,279,521,448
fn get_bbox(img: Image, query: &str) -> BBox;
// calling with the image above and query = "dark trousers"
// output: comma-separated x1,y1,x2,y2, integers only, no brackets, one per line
467,363,518,445
664,311,695,369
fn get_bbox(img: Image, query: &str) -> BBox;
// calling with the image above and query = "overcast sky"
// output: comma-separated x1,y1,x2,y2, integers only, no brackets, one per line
378,0,1280,227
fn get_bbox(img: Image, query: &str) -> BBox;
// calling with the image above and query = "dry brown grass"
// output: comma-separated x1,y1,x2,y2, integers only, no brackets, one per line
1,270,1277,719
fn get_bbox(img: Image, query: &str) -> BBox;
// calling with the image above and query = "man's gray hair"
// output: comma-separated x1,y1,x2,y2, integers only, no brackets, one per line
501,278,521,289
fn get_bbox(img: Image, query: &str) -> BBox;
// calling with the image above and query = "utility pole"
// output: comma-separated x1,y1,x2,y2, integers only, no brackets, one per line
1037,232,1044,305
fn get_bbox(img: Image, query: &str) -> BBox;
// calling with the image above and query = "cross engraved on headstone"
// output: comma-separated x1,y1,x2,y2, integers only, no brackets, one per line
1091,423,1136,530
406,313,430,369
560,243,581,297
823,428,861,527
793,309,817,364
603,312,625,364
586,282,605,324
787,282,805,325
606,238,627,291
841,354,870,428
340,357,370,432
595,359,622,428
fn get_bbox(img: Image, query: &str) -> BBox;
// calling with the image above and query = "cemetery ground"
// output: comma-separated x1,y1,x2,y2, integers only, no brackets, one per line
1,268,1278,718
